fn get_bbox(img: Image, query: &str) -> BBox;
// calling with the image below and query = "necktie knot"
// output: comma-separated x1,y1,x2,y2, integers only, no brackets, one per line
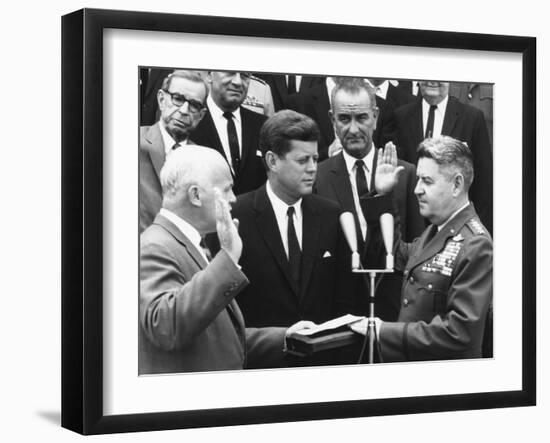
223,111,234,120
355,159,365,169
287,206,295,217
172,142,181,151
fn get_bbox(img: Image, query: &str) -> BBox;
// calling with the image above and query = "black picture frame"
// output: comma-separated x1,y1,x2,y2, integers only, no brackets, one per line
61,7,536,435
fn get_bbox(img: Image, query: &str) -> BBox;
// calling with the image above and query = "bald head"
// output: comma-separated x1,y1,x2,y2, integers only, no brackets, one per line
160,146,235,234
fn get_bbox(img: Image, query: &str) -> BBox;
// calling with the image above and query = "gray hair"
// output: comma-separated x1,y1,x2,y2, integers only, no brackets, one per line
161,70,208,98
160,146,227,206
330,77,377,111
417,136,474,189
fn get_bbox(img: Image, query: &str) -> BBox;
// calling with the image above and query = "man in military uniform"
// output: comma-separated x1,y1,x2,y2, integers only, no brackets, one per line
352,136,493,362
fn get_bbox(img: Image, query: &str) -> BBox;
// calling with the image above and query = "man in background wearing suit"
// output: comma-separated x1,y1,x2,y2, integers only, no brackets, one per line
315,78,424,320
232,110,354,331
139,146,314,374
191,71,268,195
394,80,493,233
139,70,208,234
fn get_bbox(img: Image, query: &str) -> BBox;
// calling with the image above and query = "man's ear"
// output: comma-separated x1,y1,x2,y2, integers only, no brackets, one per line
157,89,166,111
265,151,278,172
452,173,465,197
372,106,379,131
187,184,202,206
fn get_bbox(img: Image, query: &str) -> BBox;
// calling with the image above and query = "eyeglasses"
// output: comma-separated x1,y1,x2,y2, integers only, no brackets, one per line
162,90,205,113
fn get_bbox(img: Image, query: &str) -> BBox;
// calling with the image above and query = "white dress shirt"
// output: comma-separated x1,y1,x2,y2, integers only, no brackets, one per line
342,146,375,240
266,181,303,258
285,74,302,92
422,94,449,138
159,208,209,263
207,94,243,173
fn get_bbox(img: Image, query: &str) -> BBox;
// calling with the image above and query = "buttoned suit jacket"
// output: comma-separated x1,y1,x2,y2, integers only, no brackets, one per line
190,105,267,195
314,150,425,320
375,204,493,362
287,83,397,161
231,185,354,328
394,96,493,232
139,214,287,374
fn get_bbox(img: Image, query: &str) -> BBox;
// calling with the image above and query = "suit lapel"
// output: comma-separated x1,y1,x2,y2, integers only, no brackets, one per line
202,108,227,159
145,124,166,179
299,197,321,301
254,186,300,296
442,96,460,136
153,214,208,269
239,107,252,172
410,100,424,147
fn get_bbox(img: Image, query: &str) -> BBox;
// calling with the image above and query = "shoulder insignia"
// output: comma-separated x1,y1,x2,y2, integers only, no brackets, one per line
452,233,464,241
467,218,486,235
250,75,267,85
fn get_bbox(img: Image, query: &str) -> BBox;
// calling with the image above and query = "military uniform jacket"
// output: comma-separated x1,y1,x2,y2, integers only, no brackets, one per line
379,204,493,362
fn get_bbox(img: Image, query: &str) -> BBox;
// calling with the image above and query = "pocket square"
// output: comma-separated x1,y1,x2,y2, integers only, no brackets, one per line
256,149,263,157
322,251,332,258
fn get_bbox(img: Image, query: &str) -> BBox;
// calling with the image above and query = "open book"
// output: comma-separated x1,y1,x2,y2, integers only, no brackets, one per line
292,314,365,337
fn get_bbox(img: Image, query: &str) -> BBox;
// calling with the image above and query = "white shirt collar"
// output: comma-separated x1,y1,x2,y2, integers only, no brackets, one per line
438,201,471,231
158,208,208,262
207,94,242,124
266,181,302,219
159,121,188,157
341,144,375,176
374,81,390,100
422,93,449,115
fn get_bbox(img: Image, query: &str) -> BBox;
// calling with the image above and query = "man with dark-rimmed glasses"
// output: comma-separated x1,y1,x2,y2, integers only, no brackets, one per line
139,70,208,233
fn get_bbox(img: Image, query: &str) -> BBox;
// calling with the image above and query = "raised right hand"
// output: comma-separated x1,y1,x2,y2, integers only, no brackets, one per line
374,142,405,195
215,188,242,263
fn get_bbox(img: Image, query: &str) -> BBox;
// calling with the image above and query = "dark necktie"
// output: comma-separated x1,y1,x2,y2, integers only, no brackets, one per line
223,112,241,171
287,75,297,94
287,206,301,290
425,224,438,243
425,105,437,139
172,142,181,151
355,159,369,197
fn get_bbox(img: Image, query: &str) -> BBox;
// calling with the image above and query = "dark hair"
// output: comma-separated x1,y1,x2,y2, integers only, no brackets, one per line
161,70,208,97
259,110,320,160
330,77,377,111
417,136,474,189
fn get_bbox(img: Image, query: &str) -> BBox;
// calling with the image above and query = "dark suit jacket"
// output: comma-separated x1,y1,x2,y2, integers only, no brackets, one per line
190,106,267,195
394,96,493,233
140,68,172,126
314,150,424,320
139,214,287,373
231,185,354,328
255,74,325,112
287,83,397,161
385,83,417,110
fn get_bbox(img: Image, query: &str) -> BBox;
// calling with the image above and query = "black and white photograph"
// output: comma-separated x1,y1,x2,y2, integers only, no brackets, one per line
138,69,494,374
54,5,540,438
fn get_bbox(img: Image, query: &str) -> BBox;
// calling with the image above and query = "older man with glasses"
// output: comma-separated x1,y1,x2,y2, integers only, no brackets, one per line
139,69,208,234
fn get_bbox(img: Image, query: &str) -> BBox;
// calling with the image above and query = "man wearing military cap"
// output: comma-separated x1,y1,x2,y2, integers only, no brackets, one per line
352,136,492,362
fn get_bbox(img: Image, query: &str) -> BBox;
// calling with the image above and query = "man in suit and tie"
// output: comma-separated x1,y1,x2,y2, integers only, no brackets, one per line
369,78,417,110
231,110,354,331
140,146,314,374
190,71,268,195
139,70,208,234
287,77,397,161
315,78,424,320
394,80,493,233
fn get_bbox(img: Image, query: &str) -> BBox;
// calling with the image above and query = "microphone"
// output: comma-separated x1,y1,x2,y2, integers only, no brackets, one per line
339,212,361,270
379,212,394,270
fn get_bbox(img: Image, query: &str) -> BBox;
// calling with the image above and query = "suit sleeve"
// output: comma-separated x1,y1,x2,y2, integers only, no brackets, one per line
140,243,249,351
379,235,493,361
244,327,287,369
